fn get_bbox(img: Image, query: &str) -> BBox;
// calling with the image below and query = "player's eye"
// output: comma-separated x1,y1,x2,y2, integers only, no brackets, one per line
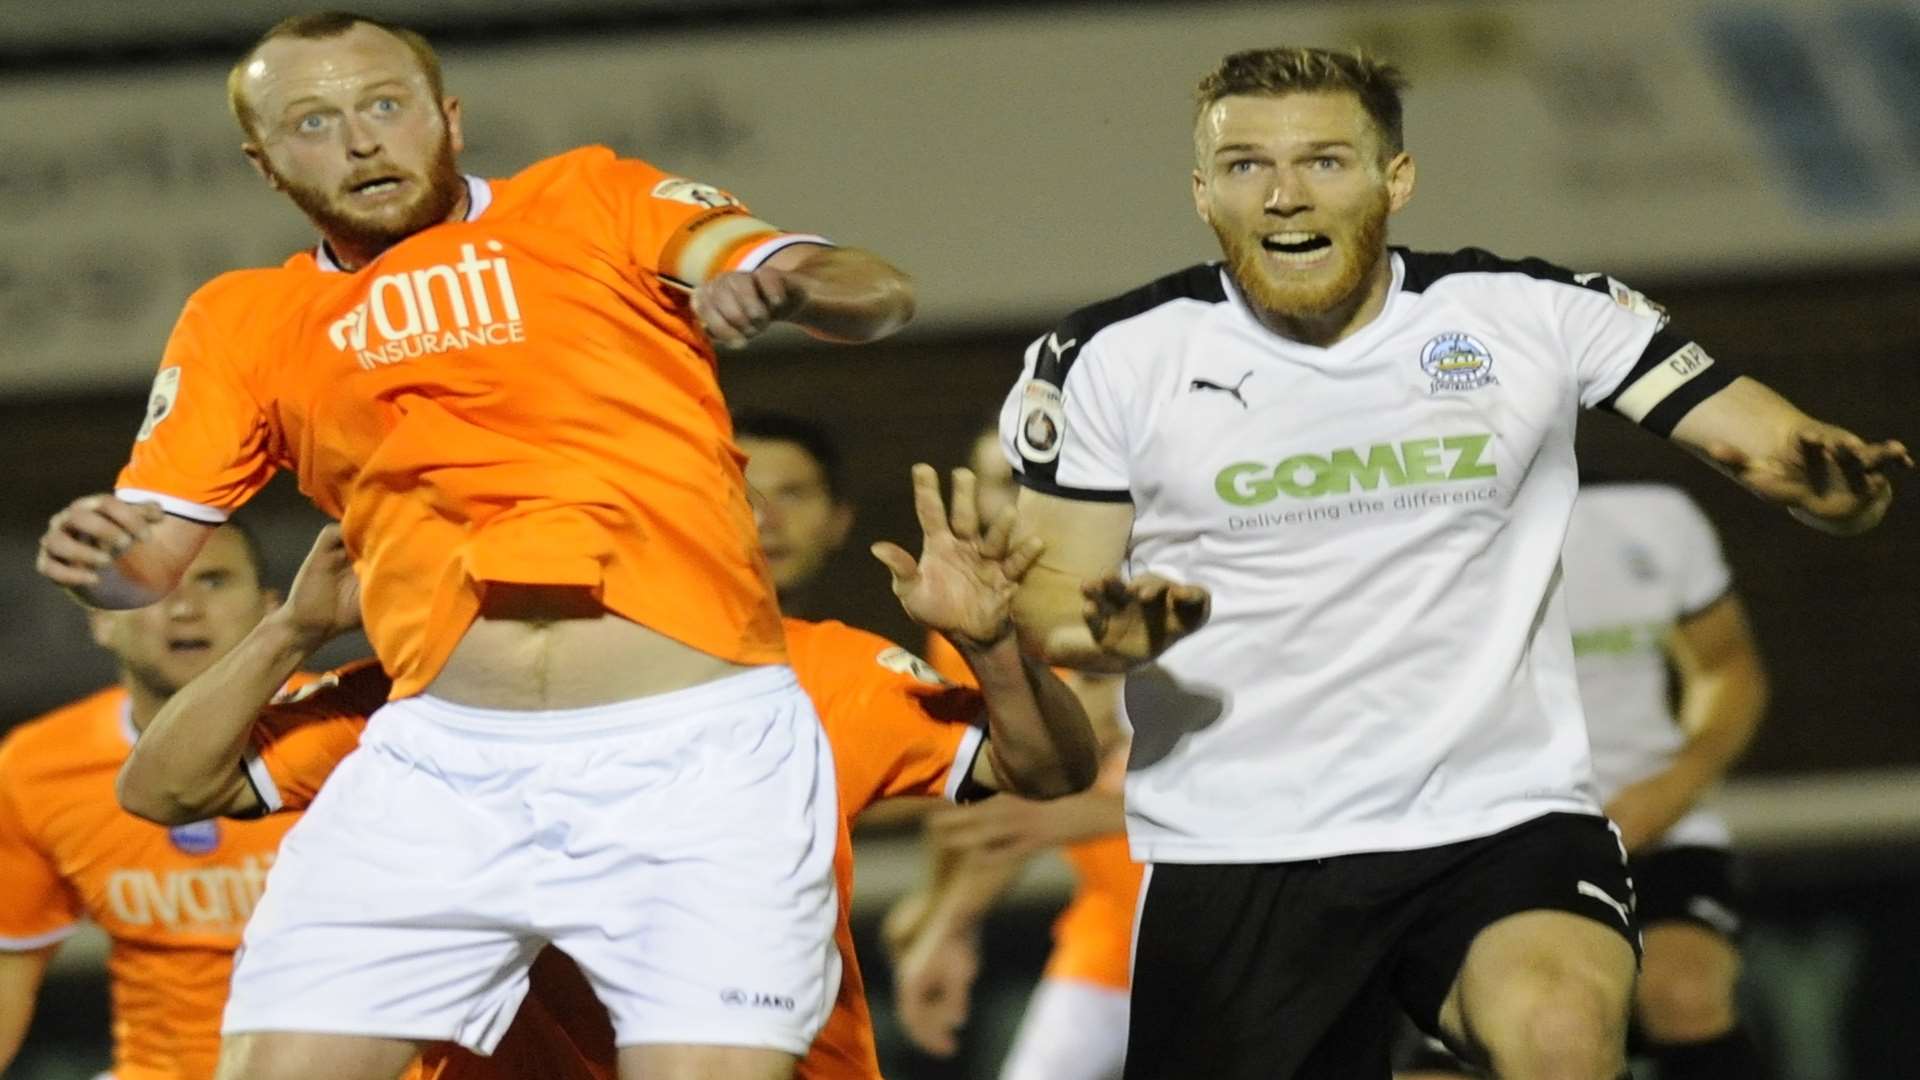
1308,156,1343,171
1226,159,1261,175
370,96,401,115
295,113,329,134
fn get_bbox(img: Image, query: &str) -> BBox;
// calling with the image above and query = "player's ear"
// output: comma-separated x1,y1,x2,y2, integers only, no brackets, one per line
1191,169,1213,228
1385,151,1416,214
442,96,464,156
242,143,283,191
86,610,117,650
827,500,855,549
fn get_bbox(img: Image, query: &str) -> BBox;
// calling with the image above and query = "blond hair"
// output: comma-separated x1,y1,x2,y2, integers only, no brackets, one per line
1194,47,1408,161
228,11,444,139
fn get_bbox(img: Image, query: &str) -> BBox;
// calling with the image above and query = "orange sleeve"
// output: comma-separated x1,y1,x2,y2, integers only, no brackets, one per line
244,662,391,813
794,622,985,815
922,631,978,687
0,744,82,948
592,151,830,289
115,283,277,522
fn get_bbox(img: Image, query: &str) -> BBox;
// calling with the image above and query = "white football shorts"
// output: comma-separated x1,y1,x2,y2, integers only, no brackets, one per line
999,977,1130,1080
223,665,840,1055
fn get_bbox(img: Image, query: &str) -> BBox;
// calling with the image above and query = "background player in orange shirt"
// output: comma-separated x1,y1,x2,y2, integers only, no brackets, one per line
120,465,1099,1080
31,12,957,1080
735,411,859,615
0,524,299,1080
893,423,1137,1080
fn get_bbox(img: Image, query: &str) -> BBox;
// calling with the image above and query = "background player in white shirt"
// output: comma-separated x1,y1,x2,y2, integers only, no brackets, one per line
1398,480,1770,1078
1002,46,1907,1080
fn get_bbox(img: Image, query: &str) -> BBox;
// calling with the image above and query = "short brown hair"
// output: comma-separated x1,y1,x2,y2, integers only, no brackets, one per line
1194,47,1408,161
228,11,444,139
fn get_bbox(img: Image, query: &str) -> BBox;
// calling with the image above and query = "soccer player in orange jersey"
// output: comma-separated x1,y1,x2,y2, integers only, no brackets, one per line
120,466,1098,1080
895,425,1137,1079
24,11,987,1080
734,411,858,612
0,524,299,1079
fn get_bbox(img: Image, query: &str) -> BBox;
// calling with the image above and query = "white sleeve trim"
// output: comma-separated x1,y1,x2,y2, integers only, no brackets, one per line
737,233,833,272
0,922,81,951
114,488,228,524
243,749,285,813
943,725,988,803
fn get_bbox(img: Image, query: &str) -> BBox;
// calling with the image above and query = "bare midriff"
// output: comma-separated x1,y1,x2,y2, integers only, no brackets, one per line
424,586,755,710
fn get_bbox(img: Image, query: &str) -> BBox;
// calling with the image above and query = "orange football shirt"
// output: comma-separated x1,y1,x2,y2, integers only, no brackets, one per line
0,687,303,1080
118,147,824,697
924,633,1139,991
250,619,984,1079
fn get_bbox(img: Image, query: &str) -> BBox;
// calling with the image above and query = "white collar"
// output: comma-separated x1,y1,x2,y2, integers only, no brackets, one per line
314,174,492,273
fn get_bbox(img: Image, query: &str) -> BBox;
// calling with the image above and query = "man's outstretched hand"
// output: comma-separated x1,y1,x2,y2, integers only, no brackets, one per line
1706,424,1910,533
871,464,1045,647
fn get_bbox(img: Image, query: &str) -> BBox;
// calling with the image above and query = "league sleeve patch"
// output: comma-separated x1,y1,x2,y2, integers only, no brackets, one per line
1015,379,1065,465
1578,271,1670,328
651,177,743,209
876,646,948,685
135,367,181,442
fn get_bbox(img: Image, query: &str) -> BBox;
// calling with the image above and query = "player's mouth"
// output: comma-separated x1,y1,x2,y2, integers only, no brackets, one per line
346,175,410,201
167,637,213,656
1261,231,1335,268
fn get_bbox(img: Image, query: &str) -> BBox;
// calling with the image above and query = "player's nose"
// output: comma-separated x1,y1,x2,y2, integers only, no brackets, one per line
342,116,383,158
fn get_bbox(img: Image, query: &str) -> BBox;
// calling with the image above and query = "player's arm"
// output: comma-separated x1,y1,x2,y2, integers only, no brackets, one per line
1604,593,1769,853
36,494,214,609
0,945,56,1070
872,465,1099,798
1009,489,1211,672
1566,274,1905,535
886,745,1127,1057
118,527,360,824
43,285,280,606
1669,377,1908,535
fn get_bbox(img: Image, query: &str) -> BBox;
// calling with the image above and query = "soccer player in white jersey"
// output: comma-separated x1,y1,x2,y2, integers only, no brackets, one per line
998,46,1908,1080
1398,480,1770,1078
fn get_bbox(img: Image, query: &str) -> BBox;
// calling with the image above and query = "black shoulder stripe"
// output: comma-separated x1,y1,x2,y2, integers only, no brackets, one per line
1035,262,1228,385
1398,246,1604,295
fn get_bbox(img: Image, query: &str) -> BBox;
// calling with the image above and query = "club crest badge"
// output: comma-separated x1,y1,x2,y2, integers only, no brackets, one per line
136,367,181,442
168,820,221,855
1420,332,1498,394
1016,379,1064,463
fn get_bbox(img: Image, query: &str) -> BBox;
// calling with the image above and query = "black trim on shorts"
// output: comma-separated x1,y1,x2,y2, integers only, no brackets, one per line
1630,845,1743,937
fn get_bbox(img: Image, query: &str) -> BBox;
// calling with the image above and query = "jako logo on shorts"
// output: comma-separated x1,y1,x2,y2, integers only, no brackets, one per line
1215,434,1497,506
329,241,525,369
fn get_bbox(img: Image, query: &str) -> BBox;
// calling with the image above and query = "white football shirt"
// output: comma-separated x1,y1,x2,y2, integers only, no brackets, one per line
1563,483,1735,850
1002,248,1735,862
